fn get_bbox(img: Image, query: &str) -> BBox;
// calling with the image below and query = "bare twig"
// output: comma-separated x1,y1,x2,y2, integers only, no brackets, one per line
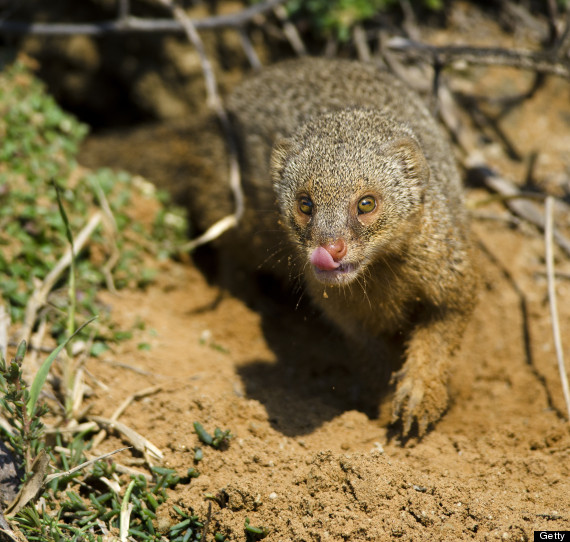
98,357,159,376
0,0,286,35
154,0,244,251
19,212,103,345
437,82,570,257
273,3,307,56
238,29,262,70
553,9,570,56
118,0,130,21
467,161,570,258
378,30,430,93
398,0,421,41
353,24,371,62
544,196,570,421
387,37,570,79
545,0,561,43
501,3,549,43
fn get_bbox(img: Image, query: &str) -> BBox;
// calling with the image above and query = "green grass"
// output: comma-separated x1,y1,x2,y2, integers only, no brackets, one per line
0,58,235,542
0,59,188,348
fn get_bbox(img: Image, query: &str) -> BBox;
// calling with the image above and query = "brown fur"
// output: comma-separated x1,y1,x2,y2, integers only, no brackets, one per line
202,58,477,435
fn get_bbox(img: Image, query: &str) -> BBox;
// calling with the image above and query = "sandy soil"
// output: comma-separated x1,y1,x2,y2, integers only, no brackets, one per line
75,6,570,541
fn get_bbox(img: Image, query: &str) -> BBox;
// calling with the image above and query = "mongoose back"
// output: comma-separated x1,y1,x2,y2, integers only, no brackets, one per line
220,57,477,435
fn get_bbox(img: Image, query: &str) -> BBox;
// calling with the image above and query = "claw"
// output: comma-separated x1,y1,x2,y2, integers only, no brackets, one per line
392,372,443,437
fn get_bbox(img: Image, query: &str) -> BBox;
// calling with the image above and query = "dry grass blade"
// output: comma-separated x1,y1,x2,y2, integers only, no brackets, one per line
19,212,103,344
111,385,162,422
544,196,570,421
91,385,162,451
120,480,135,542
54,446,152,482
0,520,27,542
90,416,163,464
5,450,50,516
44,421,99,435
45,447,130,484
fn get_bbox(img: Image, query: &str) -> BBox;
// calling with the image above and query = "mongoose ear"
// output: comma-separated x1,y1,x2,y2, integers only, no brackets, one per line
270,137,296,184
390,138,430,188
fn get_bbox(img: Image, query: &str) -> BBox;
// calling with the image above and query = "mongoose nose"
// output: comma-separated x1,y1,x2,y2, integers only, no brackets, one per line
325,239,347,262
310,239,347,271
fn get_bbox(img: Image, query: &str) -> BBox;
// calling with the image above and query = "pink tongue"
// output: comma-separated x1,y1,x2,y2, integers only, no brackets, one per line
310,246,340,271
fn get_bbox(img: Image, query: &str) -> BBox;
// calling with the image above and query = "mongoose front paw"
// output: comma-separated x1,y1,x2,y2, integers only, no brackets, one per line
391,368,449,437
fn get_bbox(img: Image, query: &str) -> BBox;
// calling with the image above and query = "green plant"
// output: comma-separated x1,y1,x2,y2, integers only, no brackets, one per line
0,60,188,348
0,340,48,471
286,0,442,41
193,421,233,449
0,58,227,542
245,517,269,540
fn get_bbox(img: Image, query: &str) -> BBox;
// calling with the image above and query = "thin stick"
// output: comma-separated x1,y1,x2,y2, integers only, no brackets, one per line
353,25,371,62
437,83,570,257
0,0,286,35
19,212,103,344
387,37,570,79
155,0,244,250
238,29,262,70
544,196,570,421
273,3,307,56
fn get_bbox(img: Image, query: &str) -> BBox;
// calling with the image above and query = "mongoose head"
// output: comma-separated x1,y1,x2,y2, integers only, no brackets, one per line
271,108,429,286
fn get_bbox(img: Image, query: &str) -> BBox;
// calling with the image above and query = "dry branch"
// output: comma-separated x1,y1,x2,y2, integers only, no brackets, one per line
387,37,570,79
0,0,286,36
437,83,570,257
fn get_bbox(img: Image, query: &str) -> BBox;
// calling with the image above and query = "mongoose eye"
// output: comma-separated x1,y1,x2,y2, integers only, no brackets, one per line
357,196,376,214
298,196,313,215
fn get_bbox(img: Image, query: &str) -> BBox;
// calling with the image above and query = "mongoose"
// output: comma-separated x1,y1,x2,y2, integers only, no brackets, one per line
211,57,477,436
